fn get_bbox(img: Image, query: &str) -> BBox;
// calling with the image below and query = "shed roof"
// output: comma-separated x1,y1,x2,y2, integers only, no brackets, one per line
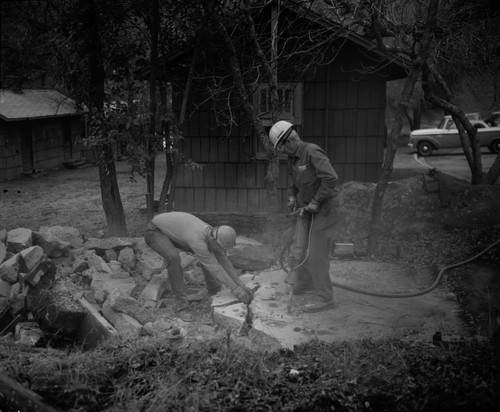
287,0,410,78
0,89,86,121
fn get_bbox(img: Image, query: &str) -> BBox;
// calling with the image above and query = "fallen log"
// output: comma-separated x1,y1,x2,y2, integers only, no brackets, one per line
0,371,60,412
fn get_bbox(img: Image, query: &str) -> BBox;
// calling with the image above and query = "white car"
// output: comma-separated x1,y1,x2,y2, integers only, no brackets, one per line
409,115,500,156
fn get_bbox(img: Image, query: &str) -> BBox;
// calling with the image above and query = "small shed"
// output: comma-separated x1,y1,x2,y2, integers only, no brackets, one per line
172,2,407,215
0,89,87,181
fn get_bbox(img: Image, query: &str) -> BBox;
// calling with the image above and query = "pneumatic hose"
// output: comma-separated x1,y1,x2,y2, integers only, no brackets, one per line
280,220,500,298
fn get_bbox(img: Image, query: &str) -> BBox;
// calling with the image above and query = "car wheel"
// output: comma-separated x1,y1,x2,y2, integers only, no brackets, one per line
417,141,434,156
490,140,500,154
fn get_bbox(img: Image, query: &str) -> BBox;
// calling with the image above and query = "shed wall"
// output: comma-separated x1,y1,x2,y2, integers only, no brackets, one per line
0,116,84,181
173,47,389,214
0,122,22,180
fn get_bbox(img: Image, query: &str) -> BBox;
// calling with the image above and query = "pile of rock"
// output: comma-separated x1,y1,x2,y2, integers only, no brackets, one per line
332,174,500,241
0,226,275,348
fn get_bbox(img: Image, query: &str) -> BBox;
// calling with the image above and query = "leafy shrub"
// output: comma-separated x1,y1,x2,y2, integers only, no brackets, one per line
1,335,498,411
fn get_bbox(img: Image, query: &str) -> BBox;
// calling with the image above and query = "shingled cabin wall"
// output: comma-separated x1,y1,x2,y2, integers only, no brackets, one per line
173,44,391,214
0,89,89,181
0,116,84,181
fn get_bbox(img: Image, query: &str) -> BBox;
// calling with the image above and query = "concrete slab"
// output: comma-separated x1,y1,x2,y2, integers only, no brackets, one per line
212,260,467,351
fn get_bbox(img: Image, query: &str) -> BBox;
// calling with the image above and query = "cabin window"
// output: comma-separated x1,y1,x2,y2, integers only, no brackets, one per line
254,83,302,126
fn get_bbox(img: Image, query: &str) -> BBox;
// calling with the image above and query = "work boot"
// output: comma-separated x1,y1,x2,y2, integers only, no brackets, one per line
293,283,314,295
207,285,222,296
176,309,194,322
175,300,194,322
302,295,335,313
186,289,207,302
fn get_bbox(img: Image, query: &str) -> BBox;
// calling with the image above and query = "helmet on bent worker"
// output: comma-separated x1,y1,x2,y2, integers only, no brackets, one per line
269,120,294,149
214,225,237,249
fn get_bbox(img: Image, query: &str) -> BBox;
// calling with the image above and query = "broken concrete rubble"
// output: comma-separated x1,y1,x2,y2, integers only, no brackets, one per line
39,226,84,249
0,225,275,349
0,242,57,340
102,300,143,340
33,230,71,258
84,237,135,255
88,268,137,303
0,222,478,352
118,246,136,270
6,228,33,253
0,238,6,263
139,272,169,305
106,290,154,325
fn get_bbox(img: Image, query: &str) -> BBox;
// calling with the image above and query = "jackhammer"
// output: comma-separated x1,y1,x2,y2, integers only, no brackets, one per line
284,208,314,313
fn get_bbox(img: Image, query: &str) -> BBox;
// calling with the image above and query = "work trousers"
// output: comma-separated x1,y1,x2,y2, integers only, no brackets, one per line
144,227,219,306
295,224,334,300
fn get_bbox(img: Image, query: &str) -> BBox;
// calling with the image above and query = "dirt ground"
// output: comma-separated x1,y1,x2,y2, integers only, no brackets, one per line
1,158,499,345
0,159,155,238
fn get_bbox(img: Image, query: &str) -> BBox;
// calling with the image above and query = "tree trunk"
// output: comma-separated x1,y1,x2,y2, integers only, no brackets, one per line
158,81,170,213
413,99,422,130
212,9,280,214
84,0,127,236
165,148,179,212
367,0,438,254
157,147,171,213
245,0,280,216
98,144,127,236
265,1,281,223
422,65,483,184
146,0,159,221
226,52,280,215
157,81,177,213
486,155,500,184
158,38,199,213
367,67,421,254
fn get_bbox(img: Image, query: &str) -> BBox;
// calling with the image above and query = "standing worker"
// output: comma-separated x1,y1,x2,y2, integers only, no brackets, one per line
269,120,339,313
145,212,253,321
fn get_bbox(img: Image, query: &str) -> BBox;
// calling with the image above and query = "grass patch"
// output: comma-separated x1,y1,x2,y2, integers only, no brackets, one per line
1,335,499,411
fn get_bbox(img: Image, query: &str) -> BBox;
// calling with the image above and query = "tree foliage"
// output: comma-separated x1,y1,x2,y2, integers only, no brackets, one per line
1,0,206,229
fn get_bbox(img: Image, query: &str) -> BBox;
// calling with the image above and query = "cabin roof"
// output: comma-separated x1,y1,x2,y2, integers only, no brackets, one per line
0,89,86,121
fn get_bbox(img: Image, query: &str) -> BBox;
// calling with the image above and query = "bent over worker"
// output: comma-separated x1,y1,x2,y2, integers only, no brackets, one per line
269,120,339,313
145,212,253,321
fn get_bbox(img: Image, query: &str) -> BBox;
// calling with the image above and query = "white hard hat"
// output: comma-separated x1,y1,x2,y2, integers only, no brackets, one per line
269,120,293,148
214,225,237,249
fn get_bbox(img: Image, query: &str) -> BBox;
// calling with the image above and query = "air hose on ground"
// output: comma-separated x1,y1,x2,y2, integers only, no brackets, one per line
280,213,500,298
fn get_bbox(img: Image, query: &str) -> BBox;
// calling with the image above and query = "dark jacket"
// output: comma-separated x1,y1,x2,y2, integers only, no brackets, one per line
288,141,339,230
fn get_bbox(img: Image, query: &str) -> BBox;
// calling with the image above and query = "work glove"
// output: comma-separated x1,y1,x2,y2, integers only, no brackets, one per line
303,200,319,214
232,285,253,304
287,196,297,211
